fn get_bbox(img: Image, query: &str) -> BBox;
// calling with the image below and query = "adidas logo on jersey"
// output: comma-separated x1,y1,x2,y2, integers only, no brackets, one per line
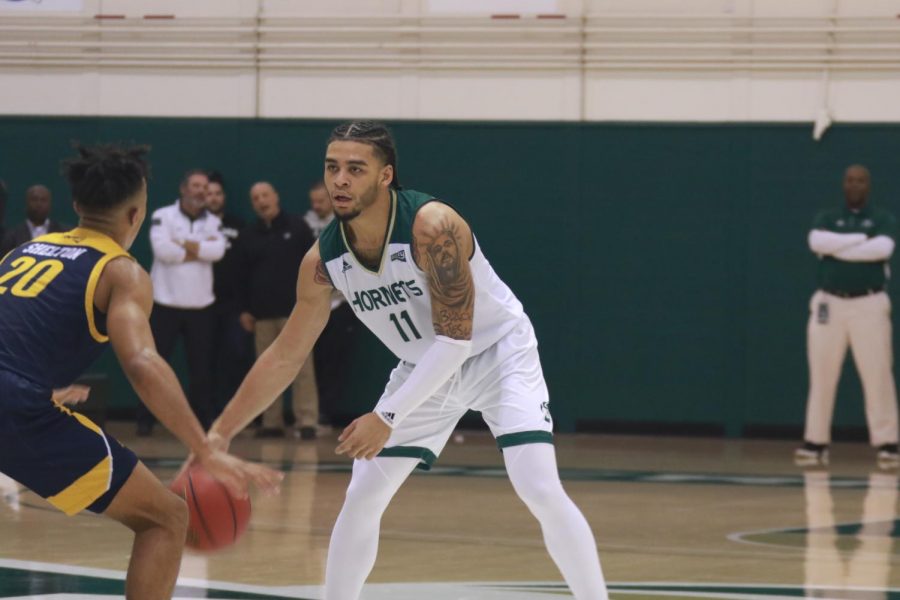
379,411,396,425
390,249,407,262
342,259,353,272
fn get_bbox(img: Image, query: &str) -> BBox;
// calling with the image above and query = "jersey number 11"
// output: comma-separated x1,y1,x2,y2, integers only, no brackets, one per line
389,310,422,342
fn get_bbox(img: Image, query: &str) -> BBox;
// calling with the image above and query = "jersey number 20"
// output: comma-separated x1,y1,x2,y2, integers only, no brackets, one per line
0,256,65,298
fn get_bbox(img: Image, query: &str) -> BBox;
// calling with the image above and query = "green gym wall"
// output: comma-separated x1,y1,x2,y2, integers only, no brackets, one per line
2,117,898,437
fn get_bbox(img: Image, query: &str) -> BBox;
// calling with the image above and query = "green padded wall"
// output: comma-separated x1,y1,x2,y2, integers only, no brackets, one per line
1,117,898,435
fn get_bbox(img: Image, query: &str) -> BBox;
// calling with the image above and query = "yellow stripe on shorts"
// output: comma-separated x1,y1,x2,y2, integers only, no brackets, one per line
46,406,112,516
47,455,112,516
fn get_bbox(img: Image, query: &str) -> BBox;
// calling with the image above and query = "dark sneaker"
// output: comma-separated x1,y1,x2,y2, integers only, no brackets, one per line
794,441,829,466
876,444,899,468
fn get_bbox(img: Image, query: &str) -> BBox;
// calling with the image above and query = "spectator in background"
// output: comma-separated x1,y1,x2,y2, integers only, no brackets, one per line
238,181,319,439
205,172,253,416
137,169,225,436
796,164,899,468
0,184,70,256
0,180,92,404
303,180,333,237
305,180,355,426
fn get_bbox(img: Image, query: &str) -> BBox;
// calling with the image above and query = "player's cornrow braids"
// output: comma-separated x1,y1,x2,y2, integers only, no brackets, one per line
61,143,150,211
328,121,402,190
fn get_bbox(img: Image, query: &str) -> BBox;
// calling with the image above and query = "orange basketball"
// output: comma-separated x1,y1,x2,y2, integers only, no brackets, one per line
170,465,251,552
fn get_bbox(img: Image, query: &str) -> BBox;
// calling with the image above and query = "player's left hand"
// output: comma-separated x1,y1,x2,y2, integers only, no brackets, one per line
51,385,91,405
336,413,392,460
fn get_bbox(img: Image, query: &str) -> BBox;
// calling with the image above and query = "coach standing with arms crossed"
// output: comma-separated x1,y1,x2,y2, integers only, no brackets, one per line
136,169,225,436
796,165,899,468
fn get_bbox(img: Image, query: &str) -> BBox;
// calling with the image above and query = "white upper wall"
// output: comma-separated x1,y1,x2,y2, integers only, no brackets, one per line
0,0,899,124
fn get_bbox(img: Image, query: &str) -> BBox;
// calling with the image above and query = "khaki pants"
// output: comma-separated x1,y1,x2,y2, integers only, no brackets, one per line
804,290,899,446
255,317,319,429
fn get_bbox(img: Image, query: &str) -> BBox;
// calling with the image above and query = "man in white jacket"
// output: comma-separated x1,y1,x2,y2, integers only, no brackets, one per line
137,169,225,435
796,164,899,468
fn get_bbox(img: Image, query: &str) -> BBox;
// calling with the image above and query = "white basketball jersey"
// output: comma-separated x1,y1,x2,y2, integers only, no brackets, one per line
318,189,524,363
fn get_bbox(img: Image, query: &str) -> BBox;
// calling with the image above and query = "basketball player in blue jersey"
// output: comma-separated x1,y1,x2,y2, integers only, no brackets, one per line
210,122,607,599
0,145,282,600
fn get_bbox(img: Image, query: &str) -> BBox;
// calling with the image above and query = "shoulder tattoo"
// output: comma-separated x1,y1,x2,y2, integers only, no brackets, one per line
413,216,474,339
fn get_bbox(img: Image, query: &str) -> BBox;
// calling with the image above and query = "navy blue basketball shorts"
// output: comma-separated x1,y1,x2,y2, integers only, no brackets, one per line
0,369,138,516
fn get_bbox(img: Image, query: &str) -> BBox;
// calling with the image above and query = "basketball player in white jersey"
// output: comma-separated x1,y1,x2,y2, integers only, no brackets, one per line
209,121,607,600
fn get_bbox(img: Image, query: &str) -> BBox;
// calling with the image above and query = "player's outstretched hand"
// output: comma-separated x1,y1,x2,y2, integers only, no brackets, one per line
51,384,91,405
198,450,283,500
171,431,234,488
335,413,392,460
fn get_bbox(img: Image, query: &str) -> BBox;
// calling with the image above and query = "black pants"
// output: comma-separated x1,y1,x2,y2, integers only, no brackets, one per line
313,302,356,425
211,303,254,417
136,303,216,430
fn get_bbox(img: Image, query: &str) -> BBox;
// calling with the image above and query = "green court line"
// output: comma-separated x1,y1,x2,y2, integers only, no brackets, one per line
0,565,307,599
3,560,900,600
140,458,894,490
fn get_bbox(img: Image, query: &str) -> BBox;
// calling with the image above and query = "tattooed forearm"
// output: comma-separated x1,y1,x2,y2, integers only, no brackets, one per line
314,259,333,287
414,217,474,339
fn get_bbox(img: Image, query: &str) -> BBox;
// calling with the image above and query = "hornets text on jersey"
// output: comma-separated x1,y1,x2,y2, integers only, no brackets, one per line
318,189,524,363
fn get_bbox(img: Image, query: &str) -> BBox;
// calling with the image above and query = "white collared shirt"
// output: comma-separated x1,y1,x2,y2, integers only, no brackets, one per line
149,200,226,309
27,219,50,239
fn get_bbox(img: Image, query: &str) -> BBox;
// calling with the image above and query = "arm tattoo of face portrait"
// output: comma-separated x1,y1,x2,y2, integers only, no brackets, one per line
314,259,333,288
414,217,474,339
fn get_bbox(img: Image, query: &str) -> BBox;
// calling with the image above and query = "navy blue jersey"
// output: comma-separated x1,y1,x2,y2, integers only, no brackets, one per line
0,227,132,389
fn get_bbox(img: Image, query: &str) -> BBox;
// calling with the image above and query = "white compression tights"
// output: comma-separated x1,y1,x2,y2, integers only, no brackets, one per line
503,443,608,600
323,444,607,600
324,456,419,600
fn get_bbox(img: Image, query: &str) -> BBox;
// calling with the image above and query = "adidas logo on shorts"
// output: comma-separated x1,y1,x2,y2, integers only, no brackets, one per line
379,411,396,425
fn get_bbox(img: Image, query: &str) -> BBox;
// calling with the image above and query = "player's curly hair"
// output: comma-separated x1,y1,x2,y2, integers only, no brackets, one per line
328,121,402,190
61,143,150,211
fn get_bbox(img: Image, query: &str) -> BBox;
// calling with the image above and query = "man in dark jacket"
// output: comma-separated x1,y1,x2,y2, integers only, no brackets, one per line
206,172,252,417
238,181,319,438
1,185,69,255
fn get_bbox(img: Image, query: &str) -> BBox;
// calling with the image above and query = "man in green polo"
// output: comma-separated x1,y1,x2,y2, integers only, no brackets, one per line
796,164,899,468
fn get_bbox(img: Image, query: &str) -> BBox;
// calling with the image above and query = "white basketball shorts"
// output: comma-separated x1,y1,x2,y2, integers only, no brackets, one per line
376,316,553,470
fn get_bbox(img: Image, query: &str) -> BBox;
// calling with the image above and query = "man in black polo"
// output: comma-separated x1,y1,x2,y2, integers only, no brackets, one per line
237,181,319,439
796,164,899,467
